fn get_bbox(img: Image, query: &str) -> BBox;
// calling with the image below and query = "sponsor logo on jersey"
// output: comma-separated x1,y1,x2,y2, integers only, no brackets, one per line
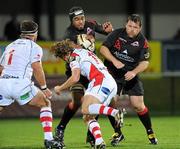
131,41,139,47
114,51,134,62
119,37,127,42
114,39,122,50
122,49,128,55
144,52,150,59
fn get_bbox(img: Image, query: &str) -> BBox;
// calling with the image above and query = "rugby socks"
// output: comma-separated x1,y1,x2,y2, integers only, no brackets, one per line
137,106,153,133
88,120,104,145
57,101,80,130
88,104,118,117
40,107,53,140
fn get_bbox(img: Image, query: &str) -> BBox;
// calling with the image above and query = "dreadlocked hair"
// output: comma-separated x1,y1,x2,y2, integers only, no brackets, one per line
51,39,75,59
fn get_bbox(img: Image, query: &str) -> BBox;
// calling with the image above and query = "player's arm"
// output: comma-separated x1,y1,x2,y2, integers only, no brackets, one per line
100,45,124,69
125,39,150,81
32,61,52,98
90,20,113,35
32,61,46,88
124,61,149,81
54,68,80,95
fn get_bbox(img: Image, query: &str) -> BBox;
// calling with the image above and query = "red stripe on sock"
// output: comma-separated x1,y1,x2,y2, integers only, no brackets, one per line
95,134,102,139
40,116,52,122
99,105,105,114
138,107,148,115
107,107,113,115
43,126,52,132
92,126,100,134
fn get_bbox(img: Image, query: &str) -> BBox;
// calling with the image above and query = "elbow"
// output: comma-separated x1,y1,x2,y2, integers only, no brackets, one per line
72,75,80,83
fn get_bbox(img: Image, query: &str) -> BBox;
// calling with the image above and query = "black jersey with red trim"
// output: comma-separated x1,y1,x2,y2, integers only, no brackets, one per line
102,28,150,77
64,19,108,78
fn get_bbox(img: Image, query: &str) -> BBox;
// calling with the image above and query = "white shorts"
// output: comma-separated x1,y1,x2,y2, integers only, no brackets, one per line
0,78,39,106
85,75,117,106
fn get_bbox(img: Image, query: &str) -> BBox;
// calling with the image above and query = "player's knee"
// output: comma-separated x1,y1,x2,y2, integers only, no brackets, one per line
133,105,145,112
81,107,89,115
29,92,51,108
83,114,95,123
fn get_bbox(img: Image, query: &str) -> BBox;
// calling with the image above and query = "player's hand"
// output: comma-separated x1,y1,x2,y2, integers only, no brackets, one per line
124,71,136,81
54,85,61,95
102,22,113,33
86,34,95,43
113,59,125,69
42,88,52,99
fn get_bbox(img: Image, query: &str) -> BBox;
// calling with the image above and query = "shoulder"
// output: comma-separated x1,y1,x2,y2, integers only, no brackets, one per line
107,28,123,37
30,41,43,53
137,33,149,48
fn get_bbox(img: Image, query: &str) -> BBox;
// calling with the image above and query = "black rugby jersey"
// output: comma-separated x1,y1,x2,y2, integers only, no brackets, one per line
64,20,108,77
102,28,150,76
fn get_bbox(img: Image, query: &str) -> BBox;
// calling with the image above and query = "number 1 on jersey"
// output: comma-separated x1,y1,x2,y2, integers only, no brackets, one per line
8,49,15,65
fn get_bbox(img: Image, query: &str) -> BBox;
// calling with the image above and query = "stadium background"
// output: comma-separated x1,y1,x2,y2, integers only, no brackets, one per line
0,0,180,117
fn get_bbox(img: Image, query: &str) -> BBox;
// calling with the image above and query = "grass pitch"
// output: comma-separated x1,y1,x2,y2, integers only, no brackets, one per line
0,116,180,149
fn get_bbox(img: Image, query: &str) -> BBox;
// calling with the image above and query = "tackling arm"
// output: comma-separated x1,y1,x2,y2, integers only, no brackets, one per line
100,45,124,69
54,68,81,94
132,61,149,75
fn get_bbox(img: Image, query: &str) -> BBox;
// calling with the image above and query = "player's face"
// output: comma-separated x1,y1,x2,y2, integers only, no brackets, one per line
125,20,141,38
72,15,85,30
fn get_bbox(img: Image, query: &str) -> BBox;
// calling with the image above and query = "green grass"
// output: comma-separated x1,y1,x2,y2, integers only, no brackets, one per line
0,117,180,149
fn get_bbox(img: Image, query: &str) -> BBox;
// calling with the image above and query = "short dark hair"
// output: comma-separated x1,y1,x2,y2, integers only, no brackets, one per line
20,20,38,34
51,39,75,58
69,6,84,22
127,14,142,27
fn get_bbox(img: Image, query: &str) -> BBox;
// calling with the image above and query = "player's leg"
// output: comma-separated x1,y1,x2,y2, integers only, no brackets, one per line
28,91,62,149
108,96,125,146
15,78,62,149
55,83,84,147
86,115,99,147
83,115,106,149
130,95,158,144
82,94,122,127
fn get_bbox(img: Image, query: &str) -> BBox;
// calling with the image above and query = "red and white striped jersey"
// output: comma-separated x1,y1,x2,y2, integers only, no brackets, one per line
69,48,110,86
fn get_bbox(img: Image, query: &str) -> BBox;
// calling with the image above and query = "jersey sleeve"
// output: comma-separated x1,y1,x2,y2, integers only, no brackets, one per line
139,39,150,61
69,60,80,70
69,54,81,70
30,45,43,64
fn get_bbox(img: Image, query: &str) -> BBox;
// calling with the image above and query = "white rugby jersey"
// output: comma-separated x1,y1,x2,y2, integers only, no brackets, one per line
0,39,42,79
69,48,110,86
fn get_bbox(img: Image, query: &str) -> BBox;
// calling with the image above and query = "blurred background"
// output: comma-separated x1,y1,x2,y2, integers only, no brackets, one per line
0,0,180,118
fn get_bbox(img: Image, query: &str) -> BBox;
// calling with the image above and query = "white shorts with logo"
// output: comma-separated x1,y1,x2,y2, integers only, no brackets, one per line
85,75,117,106
0,78,39,106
